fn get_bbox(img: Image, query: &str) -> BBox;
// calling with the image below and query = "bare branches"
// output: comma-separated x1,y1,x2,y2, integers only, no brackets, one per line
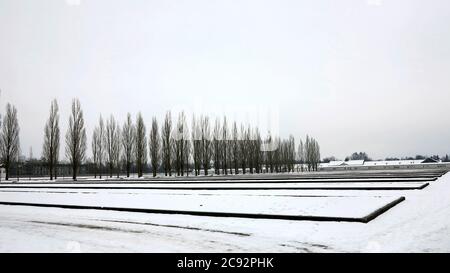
98,116,105,178
149,117,160,177
192,115,201,176
200,116,212,176
92,127,100,178
0,103,20,180
65,99,86,180
239,125,249,174
122,113,135,177
43,99,60,180
212,118,221,175
113,126,122,178
37,101,322,178
297,139,304,172
135,112,147,178
174,111,189,176
104,115,119,178
161,111,173,176
98,112,320,176
231,122,239,175
302,135,320,171
104,116,122,179
221,116,229,175
249,128,263,174
277,135,295,172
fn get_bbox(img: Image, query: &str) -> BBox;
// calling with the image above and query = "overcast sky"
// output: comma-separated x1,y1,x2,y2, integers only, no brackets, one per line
1,0,450,160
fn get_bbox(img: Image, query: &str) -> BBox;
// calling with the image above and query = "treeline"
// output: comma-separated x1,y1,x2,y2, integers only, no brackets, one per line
385,155,444,161
0,98,321,180
323,153,448,163
322,152,371,162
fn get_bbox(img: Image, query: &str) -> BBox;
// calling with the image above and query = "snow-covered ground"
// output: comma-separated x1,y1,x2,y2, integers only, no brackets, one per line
0,189,403,219
0,171,449,252
1,177,436,184
4,169,443,183
0,181,429,189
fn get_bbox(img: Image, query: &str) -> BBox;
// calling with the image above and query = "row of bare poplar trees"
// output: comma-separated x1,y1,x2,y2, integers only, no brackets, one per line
0,103,20,180
89,110,301,179
1,98,321,180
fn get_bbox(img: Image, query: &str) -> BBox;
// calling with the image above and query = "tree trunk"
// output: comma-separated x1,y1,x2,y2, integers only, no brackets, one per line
72,163,77,181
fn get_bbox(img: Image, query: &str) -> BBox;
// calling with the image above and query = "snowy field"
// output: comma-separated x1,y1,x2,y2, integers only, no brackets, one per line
0,169,449,252
0,189,404,221
0,181,429,189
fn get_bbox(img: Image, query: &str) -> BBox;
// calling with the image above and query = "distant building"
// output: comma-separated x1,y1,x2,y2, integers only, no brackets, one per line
319,158,448,171
326,160,365,167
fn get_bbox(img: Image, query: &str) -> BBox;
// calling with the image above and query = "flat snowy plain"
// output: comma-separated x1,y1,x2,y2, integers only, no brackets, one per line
0,170,449,252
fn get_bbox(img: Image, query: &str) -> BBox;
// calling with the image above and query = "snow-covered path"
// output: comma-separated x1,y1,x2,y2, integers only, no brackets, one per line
0,172,449,252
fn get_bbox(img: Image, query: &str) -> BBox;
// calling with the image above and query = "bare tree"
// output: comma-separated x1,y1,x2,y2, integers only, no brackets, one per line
91,127,100,178
304,135,320,171
113,127,122,178
149,117,161,177
312,137,321,171
97,116,105,178
297,139,304,172
174,114,182,176
212,118,221,175
65,99,87,181
239,125,249,174
183,129,191,176
305,135,312,171
273,137,281,172
200,116,212,176
221,116,229,175
135,112,147,178
277,135,296,173
231,121,239,175
104,115,119,178
257,129,264,173
288,135,296,172
227,126,234,175
0,103,20,180
161,111,173,176
42,99,60,180
246,129,253,174
122,113,135,177
180,112,190,175
249,128,262,174
191,115,201,176
174,112,188,176
264,133,275,173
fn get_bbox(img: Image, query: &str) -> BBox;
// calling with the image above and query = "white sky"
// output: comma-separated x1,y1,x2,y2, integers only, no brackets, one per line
1,0,450,160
